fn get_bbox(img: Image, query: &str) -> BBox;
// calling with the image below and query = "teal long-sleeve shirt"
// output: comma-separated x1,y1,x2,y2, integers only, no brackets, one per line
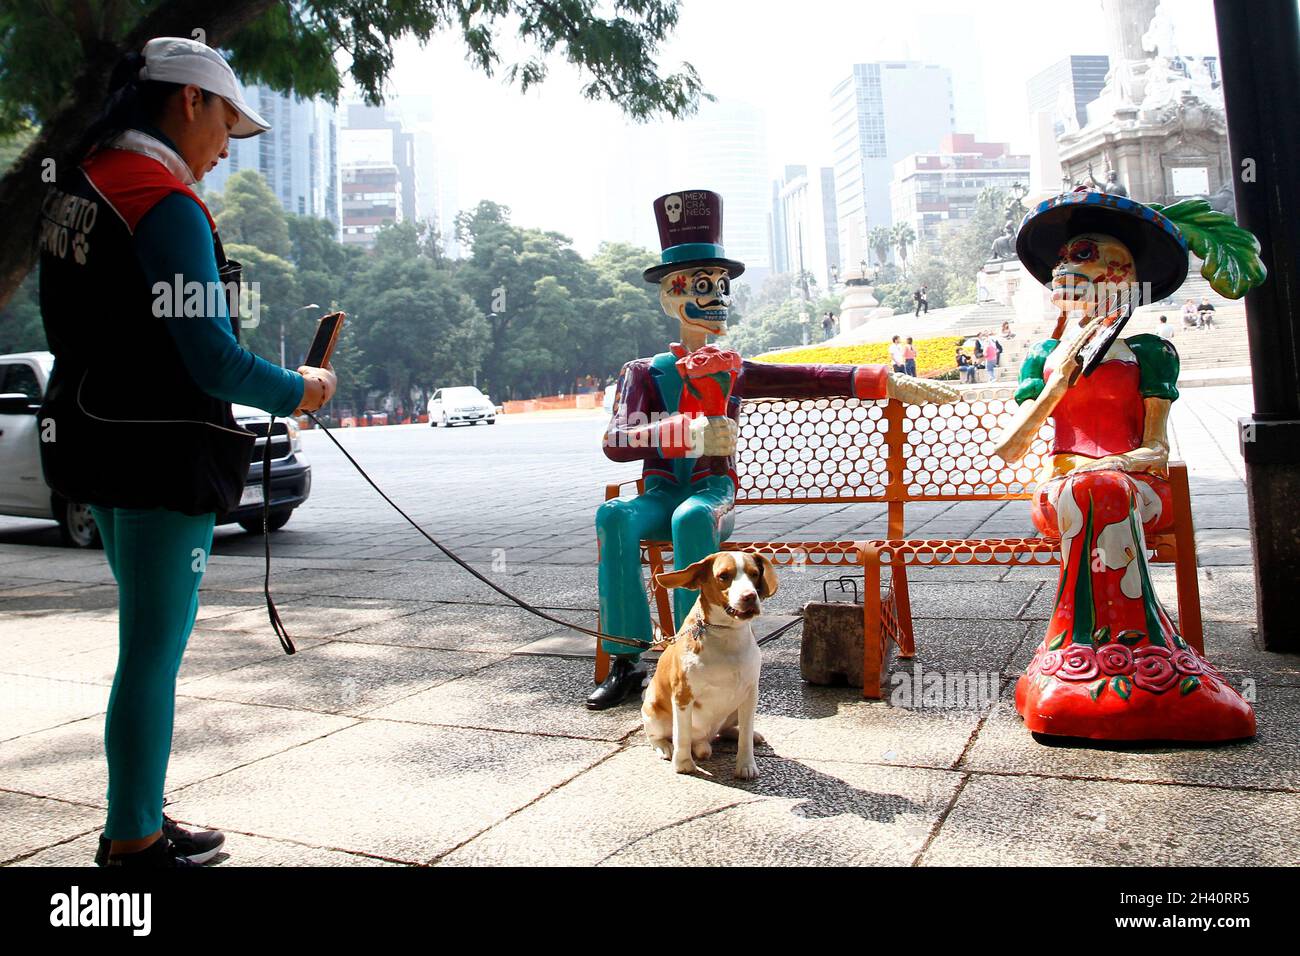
134,191,305,418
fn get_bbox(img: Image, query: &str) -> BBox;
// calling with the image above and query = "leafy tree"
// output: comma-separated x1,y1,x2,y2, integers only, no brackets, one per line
0,273,42,353
226,242,300,363
726,299,807,356
589,240,662,370
892,222,916,278
214,169,292,257
868,226,892,270
0,0,705,310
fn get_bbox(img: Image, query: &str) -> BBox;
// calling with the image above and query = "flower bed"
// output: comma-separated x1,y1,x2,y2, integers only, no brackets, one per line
754,335,964,379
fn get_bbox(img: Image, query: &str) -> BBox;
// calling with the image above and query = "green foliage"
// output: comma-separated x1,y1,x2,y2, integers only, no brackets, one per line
1150,199,1268,299
868,226,892,269
215,170,292,258
0,0,704,135
726,299,808,356
0,272,43,352
0,121,35,173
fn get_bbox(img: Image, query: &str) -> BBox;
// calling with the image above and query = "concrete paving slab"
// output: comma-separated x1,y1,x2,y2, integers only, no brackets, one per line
0,673,109,742
165,719,617,863
0,791,104,865
920,773,1300,866
963,686,1300,790
17,827,401,867
179,641,504,717
0,697,354,806
440,747,961,867
335,602,577,655
369,656,641,741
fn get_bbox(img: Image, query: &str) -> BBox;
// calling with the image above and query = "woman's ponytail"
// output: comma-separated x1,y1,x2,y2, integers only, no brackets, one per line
74,49,202,162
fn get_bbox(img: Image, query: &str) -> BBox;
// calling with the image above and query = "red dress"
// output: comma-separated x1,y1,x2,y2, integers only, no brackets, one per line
1014,336,1255,742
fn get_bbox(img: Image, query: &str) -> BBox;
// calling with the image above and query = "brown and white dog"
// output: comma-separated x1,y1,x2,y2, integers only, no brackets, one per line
643,551,778,779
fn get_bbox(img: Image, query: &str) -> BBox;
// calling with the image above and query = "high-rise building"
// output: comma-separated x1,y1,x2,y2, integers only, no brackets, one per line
201,84,340,232
890,134,1030,252
669,98,773,288
1026,55,1111,137
338,105,418,249
771,165,840,292
830,62,955,269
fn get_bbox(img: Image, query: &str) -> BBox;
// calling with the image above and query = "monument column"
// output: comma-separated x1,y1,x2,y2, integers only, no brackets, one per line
1214,0,1300,652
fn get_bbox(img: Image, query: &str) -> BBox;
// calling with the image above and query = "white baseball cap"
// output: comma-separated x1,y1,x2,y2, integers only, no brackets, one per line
138,37,271,138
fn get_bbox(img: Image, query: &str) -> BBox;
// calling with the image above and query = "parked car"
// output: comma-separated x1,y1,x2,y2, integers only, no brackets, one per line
0,351,311,547
428,385,496,426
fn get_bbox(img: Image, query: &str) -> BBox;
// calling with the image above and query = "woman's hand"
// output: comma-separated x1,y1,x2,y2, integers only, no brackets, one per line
295,363,336,414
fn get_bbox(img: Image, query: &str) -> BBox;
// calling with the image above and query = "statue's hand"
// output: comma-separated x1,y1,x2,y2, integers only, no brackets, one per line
886,373,959,405
688,415,738,457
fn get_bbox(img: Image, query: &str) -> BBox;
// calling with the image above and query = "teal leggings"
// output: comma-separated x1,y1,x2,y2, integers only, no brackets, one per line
90,506,215,840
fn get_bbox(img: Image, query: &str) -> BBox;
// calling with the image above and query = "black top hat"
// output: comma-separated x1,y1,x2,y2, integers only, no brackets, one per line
1016,188,1189,303
643,189,746,284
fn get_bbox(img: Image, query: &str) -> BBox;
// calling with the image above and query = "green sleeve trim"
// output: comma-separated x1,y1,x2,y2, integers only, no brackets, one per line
1128,334,1180,402
1014,338,1057,403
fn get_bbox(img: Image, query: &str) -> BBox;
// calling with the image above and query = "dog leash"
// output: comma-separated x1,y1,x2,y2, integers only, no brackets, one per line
259,411,664,655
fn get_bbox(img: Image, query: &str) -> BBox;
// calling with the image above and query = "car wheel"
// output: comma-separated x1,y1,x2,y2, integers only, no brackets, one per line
237,508,294,534
487,418,496,424
56,499,102,549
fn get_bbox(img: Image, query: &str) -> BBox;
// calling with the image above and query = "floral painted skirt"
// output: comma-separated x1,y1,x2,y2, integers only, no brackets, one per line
1016,469,1255,742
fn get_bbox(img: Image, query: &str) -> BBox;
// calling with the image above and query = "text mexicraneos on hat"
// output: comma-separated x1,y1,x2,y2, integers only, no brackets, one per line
643,189,746,284
139,37,270,138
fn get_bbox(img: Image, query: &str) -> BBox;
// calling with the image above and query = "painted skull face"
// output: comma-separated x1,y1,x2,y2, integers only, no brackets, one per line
1049,232,1137,320
660,267,731,333
664,194,683,223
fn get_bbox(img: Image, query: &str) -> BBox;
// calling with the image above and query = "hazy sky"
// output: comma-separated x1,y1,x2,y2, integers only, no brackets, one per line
354,0,1221,253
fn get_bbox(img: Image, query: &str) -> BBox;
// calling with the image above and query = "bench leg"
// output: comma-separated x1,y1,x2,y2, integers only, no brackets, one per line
648,543,674,640
863,549,884,700
892,560,916,658
1169,468,1206,654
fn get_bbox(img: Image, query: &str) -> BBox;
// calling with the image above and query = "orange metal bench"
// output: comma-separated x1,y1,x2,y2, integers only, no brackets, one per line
596,386,1204,698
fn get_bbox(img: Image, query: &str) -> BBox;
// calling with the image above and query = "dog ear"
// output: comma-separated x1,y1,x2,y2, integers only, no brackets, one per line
655,555,714,592
754,553,779,598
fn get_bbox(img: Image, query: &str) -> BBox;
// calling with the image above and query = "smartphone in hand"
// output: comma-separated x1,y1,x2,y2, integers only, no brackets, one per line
305,312,345,369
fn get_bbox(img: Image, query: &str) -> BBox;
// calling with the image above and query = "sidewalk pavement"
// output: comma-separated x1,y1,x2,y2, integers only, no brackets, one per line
2,385,1297,866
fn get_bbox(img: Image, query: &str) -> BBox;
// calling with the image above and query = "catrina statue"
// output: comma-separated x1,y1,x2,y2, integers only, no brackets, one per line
589,189,958,709
996,187,1267,743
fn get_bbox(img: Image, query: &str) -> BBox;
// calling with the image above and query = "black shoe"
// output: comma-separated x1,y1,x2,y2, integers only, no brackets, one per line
102,834,200,868
586,656,647,711
95,815,225,867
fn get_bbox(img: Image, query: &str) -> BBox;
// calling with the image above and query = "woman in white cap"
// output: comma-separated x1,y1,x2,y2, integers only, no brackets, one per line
36,38,338,867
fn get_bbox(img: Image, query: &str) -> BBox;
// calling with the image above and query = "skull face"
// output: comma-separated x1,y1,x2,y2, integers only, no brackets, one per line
664,194,683,224
660,267,731,334
1049,232,1137,322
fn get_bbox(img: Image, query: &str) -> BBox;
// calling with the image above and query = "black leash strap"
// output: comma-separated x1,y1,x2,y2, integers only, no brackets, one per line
279,411,653,652
263,415,295,654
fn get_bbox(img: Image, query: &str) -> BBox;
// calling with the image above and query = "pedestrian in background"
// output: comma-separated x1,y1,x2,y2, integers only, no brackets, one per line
889,335,906,372
903,337,917,377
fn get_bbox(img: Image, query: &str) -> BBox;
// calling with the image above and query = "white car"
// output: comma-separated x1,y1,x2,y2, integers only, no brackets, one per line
0,351,311,548
428,386,495,427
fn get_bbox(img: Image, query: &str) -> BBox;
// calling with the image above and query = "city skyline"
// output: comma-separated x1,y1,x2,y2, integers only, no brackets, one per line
333,0,1219,260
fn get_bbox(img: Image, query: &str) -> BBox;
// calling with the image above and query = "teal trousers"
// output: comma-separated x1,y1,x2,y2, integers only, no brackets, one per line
90,505,215,840
595,474,736,658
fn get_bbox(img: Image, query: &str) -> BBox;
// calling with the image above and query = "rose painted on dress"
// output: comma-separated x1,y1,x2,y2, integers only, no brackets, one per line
1171,649,1203,676
1039,650,1064,676
1058,645,1099,681
1027,649,1043,677
1133,645,1178,693
1097,643,1134,676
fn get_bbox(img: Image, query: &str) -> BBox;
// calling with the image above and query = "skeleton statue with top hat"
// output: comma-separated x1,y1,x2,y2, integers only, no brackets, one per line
995,187,1267,743
588,189,958,710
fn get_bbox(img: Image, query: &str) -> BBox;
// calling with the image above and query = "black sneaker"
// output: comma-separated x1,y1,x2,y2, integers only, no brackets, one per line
103,834,200,868
95,815,225,866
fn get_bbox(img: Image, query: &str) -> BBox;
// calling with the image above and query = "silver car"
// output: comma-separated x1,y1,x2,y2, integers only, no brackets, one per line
428,385,496,427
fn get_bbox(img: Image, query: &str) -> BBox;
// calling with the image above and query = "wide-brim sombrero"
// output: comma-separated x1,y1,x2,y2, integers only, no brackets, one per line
1016,190,1189,303
643,253,746,285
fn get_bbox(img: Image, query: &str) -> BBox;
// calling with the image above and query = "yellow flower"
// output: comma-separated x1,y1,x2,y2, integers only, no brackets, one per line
754,336,964,378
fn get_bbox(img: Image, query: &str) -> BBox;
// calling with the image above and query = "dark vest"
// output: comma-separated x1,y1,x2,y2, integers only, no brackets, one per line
37,145,254,515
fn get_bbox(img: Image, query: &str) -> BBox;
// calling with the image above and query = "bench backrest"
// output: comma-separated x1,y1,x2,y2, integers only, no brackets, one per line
735,386,1054,512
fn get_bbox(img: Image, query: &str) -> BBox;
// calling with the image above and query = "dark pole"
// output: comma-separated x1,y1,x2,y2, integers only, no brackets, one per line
1214,0,1300,651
